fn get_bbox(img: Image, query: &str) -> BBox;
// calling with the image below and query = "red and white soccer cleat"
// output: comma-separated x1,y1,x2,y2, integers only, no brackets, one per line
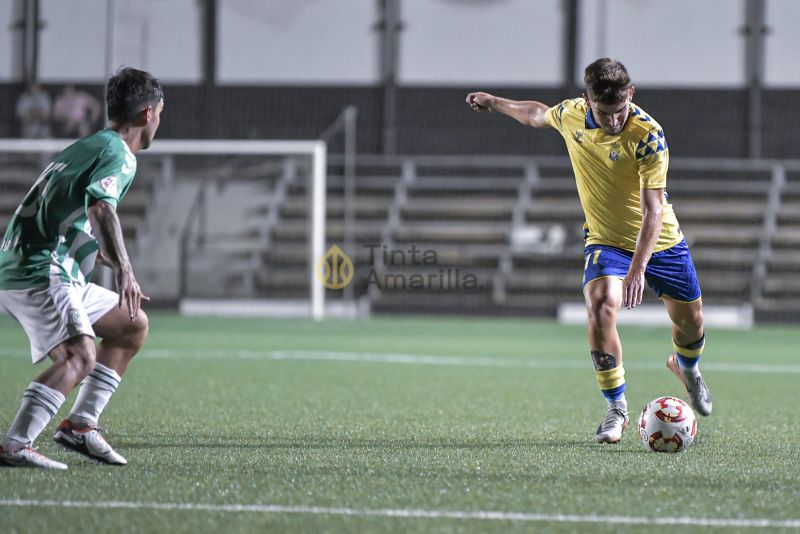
53,419,127,465
0,446,68,470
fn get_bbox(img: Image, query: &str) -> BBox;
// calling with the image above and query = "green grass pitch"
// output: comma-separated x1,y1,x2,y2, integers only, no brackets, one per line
1,313,798,532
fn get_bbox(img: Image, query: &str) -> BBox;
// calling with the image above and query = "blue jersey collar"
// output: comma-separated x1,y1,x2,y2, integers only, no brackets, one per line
585,107,600,129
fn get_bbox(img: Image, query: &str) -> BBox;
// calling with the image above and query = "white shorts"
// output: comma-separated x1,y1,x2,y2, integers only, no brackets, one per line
0,282,119,364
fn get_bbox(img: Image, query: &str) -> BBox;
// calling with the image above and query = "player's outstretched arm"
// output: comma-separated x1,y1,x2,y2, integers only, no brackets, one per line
88,199,149,320
466,92,551,128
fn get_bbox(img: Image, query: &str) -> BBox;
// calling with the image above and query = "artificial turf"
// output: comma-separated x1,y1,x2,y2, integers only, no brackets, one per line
1,313,798,532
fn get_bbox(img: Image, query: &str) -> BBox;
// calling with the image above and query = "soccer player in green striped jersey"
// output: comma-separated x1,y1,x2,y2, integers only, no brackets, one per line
0,67,164,469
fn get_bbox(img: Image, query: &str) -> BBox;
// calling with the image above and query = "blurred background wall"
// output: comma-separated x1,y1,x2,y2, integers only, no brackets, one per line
1,0,798,157
2,0,799,322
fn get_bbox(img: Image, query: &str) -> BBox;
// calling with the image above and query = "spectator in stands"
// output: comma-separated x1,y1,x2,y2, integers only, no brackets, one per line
53,84,102,138
15,82,52,138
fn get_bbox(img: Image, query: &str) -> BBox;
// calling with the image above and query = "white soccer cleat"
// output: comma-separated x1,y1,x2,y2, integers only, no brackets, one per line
0,446,68,470
53,420,127,465
667,353,713,416
595,403,629,444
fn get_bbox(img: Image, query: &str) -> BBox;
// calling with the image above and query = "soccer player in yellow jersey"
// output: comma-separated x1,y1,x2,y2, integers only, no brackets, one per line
467,58,712,444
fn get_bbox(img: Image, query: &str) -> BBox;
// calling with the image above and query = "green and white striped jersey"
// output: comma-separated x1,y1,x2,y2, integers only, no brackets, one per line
0,129,137,289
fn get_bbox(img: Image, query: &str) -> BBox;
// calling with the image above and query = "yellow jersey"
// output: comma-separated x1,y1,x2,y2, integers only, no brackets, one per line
544,98,682,252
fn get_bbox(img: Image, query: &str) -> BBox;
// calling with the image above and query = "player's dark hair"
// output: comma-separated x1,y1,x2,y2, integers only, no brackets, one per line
584,58,631,104
106,67,163,123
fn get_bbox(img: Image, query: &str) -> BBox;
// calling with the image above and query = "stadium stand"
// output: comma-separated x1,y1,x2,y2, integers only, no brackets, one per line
2,148,798,323
257,166,394,300
197,155,789,320
760,169,800,321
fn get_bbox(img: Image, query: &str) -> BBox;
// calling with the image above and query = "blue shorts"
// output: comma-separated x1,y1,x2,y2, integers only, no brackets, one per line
582,239,702,302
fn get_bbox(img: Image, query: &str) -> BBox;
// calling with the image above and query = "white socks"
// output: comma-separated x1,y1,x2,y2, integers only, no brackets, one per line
68,363,121,427
1,364,123,451
1,382,65,450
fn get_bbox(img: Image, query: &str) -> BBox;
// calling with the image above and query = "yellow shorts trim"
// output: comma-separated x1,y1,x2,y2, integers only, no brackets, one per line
661,294,703,304
583,275,624,289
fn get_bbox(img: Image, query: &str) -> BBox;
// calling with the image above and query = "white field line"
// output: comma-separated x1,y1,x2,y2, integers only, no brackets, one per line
0,499,798,528
150,348,800,374
0,347,799,374
266,351,800,374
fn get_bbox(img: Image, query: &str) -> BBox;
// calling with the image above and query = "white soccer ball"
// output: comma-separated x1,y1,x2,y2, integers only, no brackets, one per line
638,396,697,453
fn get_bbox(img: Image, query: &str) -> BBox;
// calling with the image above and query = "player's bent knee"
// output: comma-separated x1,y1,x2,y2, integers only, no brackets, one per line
130,310,149,347
674,307,704,333
689,315,704,334
116,310,149,353
692,308,704,328
587,299,618,329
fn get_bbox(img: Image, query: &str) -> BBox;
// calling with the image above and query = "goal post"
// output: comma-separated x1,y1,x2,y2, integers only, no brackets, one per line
309,142,328,321
0,138,328,320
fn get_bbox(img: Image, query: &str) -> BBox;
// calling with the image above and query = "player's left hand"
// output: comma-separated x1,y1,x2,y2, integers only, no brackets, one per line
622,270,645,309
115,267,150,321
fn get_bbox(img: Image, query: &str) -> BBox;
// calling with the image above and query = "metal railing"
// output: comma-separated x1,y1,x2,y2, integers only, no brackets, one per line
178,180,207,300
320,106,358,302
750,164,786,306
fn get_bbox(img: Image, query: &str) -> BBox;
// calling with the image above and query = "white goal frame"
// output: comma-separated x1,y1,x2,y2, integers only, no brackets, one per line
0,138,328,320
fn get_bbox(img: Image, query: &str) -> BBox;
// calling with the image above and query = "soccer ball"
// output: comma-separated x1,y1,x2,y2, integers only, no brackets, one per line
638,396,697,453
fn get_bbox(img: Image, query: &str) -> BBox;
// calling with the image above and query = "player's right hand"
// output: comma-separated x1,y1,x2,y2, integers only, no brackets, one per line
622,270,645,310
466,92,494,112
